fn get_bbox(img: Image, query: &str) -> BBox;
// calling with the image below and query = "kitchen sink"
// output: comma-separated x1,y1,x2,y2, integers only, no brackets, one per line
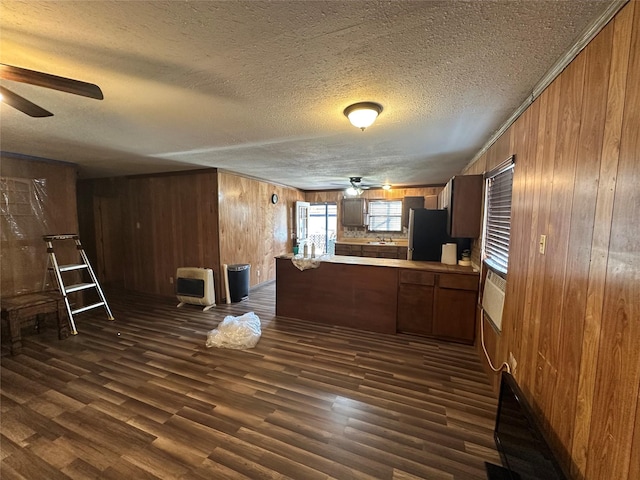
367,241,397,245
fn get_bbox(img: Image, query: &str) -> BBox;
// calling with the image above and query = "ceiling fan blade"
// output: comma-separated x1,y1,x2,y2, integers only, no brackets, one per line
0,64,103,100
0,86,53,117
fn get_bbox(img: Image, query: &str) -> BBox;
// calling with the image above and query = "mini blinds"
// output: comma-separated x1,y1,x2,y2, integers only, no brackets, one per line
368,200,402,232
484,156,515,274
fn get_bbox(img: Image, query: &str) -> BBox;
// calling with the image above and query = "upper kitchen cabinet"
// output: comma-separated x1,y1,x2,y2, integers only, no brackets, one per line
402,196,424,228
439,174,483,238
342,197,367,227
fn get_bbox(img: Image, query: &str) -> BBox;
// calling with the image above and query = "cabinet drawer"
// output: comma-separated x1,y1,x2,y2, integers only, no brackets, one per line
399,270,435,286
438,274,478,291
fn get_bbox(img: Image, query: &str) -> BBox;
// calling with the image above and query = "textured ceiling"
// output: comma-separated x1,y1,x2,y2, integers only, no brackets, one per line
0,0,617,190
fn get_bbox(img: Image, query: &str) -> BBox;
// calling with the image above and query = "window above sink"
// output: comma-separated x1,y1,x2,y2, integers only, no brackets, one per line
368,200,402,232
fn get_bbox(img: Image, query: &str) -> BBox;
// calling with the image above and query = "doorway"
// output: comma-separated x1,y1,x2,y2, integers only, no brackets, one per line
308,203,337,254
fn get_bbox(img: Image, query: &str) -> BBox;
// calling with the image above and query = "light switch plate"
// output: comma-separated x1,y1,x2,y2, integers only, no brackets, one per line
539,234,547,254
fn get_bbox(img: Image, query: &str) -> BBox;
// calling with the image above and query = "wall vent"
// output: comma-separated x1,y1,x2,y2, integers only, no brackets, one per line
482,269,506,332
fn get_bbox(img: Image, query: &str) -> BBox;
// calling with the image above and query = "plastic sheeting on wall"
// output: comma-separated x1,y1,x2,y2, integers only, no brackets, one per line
1,157,79,296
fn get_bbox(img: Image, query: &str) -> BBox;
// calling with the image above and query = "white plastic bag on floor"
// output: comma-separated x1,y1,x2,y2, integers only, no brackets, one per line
206,311,261,349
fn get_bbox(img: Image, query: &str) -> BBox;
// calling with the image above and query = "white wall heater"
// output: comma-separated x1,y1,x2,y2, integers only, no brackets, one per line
482,269,506,332
176,267,216,312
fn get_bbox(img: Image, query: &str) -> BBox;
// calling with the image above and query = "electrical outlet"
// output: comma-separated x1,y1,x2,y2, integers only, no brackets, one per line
508,352,518,374
539,234,547,254
169,276,173,284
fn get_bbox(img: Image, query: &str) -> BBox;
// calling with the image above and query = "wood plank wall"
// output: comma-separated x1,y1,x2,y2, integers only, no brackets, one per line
77,177,127,286
0,156,79,297
305,186,442,240
217,171,305,288
78,170,222,300
78,170,304,301
464,3,639,479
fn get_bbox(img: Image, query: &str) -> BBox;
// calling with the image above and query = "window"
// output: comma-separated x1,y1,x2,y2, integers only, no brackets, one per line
483,156,515,274
368,200,402,232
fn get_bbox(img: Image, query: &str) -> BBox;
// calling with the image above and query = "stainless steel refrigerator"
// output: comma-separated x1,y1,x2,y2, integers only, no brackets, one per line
407,208,455,261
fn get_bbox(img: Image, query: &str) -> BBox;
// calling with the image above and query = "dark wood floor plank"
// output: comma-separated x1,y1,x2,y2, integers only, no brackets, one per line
1,282,499,479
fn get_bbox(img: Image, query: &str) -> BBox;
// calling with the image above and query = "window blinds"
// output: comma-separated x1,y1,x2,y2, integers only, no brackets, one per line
368,200,402,232
484,157,515,274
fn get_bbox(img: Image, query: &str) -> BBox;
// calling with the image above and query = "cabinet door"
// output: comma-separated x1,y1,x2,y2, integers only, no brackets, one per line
432,274,478,343
402,196,424,228
379,248,399,259
335,244,349,256
335,244,363,256
342,198,367,226
397,270,435,334
361,246,381,258
397,283,434,335
447,175,483,238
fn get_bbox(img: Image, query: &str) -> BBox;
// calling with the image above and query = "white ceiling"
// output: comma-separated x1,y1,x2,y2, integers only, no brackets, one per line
0,0,617,190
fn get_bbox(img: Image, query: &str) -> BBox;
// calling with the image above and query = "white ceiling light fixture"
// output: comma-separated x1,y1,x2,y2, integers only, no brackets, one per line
343,102,383,131
382,183,391,190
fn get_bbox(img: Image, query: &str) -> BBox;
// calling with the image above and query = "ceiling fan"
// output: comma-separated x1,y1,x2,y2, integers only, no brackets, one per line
346,177,371,195
0,63,103,117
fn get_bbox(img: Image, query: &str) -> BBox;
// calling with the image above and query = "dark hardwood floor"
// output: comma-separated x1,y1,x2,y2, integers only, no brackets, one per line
1,282,500,479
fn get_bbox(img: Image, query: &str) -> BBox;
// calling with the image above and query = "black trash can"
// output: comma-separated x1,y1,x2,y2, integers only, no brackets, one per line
227,264,250,302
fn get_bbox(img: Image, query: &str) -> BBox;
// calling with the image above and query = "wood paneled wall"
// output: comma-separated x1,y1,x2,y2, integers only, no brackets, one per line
1,156,79,297
217,171,305,287
77,177,127,286
465,3,639,479
79,170,222,299
79,170,304,301
305,186,442,240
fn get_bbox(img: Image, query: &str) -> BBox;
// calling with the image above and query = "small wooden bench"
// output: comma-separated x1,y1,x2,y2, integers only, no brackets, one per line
1,291,69,355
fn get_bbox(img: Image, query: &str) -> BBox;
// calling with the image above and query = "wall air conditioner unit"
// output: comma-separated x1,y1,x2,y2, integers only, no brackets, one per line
176,267,215,312
482,269,506,332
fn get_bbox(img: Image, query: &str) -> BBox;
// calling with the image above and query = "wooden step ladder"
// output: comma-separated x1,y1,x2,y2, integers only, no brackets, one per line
43,234,114,334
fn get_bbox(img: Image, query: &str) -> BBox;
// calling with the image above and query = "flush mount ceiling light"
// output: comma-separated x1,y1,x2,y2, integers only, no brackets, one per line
343,102,383,131
382,183,391,190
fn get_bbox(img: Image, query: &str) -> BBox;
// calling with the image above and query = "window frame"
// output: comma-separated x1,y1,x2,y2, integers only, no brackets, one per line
482,156,515,275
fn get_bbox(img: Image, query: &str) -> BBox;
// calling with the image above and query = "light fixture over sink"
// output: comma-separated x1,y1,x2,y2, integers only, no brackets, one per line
343,102,383,131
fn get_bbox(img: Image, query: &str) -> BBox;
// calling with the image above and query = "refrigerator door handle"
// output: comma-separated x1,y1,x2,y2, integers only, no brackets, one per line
407,208,415,260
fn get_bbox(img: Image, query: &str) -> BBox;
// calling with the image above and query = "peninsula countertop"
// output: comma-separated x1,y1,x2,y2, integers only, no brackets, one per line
277,254,478,275
275,254,480,340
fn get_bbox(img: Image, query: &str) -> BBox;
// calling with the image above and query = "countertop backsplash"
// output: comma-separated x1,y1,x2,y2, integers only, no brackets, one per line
342,226,408,240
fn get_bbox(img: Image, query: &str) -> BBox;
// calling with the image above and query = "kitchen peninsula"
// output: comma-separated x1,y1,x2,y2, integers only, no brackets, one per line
275,254,480,344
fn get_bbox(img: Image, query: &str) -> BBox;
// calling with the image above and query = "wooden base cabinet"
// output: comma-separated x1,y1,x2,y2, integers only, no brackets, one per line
334,244,362,256
397,270,478,344
335,244,408,259
397,270,435,335
432,274,478,343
